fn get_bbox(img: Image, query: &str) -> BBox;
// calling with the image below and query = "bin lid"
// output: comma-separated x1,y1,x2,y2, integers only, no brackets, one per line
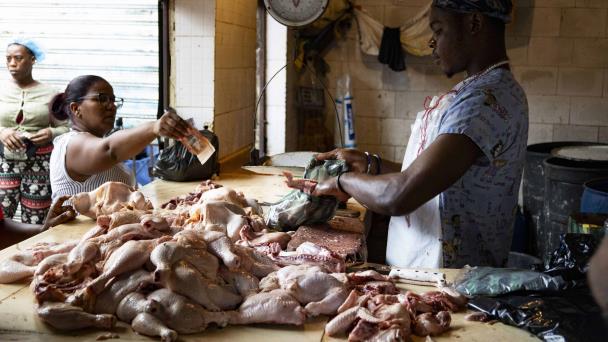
551,145,608,162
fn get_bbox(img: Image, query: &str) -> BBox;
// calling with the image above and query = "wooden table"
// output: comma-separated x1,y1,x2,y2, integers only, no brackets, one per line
0,171,538,341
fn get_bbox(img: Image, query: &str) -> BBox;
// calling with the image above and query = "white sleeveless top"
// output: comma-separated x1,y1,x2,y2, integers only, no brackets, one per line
50,131,133,201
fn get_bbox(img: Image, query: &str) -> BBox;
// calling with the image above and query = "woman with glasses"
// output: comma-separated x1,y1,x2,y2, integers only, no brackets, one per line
0,39,69,224
48,75,189,201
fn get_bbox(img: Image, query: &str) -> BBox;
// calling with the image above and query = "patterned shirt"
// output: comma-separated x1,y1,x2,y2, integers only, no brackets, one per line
437,68,528,267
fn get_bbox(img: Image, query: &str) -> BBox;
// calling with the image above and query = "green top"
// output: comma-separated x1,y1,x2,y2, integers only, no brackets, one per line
0,81,69,138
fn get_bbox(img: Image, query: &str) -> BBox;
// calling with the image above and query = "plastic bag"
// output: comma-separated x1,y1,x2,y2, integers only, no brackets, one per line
265,158,348,230
456,234,600,297
544,233,598,280
153,129,219,182
454,266,567,297
468,288,607,342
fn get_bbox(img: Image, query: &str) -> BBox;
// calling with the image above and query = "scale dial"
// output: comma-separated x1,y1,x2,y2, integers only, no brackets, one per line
264,0,329,27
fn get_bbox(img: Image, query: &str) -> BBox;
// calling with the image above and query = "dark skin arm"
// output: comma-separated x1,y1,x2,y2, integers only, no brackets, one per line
66,110,189,182
313,134,483,216
315,149,402,175
0,196,76,250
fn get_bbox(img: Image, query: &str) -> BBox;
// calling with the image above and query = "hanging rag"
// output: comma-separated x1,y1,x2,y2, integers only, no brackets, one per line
354,3,433,59
378,27,406,71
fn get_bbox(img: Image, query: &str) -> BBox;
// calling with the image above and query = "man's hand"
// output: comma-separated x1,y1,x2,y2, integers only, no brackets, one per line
42,195,77,231
29,128,53,146
316,148,368,173
0,128,26,151
312,176,351,203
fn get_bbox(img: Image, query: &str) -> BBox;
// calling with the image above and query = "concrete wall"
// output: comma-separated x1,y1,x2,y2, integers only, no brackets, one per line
171,0,256,160
213,0,257,159
325,0,608,162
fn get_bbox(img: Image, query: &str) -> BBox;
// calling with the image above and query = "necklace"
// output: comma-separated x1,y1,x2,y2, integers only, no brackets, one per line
457,60,510,92
416,59,510,156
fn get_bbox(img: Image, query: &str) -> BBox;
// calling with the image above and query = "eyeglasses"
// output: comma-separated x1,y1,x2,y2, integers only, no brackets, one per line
78,93,124,109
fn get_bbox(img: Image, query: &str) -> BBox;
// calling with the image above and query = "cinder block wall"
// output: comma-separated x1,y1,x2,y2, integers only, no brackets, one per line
325,0,608,162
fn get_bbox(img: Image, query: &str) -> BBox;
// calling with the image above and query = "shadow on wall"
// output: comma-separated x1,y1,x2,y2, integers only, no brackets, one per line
507,0,534,49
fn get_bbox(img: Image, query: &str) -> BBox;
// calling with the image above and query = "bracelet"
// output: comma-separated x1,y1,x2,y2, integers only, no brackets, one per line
373,154,382,175
336,171,348,194
364,152,372,174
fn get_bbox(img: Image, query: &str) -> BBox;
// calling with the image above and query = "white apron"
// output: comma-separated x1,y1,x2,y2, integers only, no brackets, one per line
385,92,457,268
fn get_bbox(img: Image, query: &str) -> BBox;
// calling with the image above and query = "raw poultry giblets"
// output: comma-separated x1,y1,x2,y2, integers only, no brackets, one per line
0,181,467,341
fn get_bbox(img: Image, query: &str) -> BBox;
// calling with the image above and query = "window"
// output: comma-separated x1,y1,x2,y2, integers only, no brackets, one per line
0,0,160,128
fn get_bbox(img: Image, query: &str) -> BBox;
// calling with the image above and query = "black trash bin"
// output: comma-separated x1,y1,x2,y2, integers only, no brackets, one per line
541,157,608,262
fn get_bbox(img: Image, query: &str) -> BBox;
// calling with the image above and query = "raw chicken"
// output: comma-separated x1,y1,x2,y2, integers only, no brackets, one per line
71,182,153,219
148,288,230,333
233,245,278,278
10,241,77,266
199,228,241,270
198,187,248,207
0,241,77,283
265,241,346,273
237,225,292,249
87,237,170,295
116,292,161,322
269,264,348,317
0,259,36,283
201,200,249,241
219,266,260,297
93,269,153,314
413,311,451,336
37,302,116,330
96,209,147,230
157,260,241,311
229,289,306,326
131,312,178,342
150,239,219,282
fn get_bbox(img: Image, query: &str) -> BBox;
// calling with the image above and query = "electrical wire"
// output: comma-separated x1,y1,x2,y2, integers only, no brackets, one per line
253,62,344,151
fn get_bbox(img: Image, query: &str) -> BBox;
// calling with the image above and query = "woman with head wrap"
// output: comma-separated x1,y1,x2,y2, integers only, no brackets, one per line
0,38,69,224
313,0,529,268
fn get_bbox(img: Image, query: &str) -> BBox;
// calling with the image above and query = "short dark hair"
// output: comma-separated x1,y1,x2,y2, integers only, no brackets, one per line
49,75,107,121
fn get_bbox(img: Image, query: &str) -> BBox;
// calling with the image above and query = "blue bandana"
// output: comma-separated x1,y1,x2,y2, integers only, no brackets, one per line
432,0,513,23
7,38,45,62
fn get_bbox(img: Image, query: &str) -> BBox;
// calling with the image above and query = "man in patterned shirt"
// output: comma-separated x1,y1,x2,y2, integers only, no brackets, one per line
313,0,528,268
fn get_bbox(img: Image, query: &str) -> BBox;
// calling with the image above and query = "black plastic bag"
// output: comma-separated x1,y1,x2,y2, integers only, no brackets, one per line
462,233,606,341
468,288,607,342
544,233,599,282
456,234,600,297
153,129,219,182
265,158,348,231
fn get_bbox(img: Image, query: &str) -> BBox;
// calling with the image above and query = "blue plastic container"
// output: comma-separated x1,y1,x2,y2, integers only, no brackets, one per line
581,177,608,214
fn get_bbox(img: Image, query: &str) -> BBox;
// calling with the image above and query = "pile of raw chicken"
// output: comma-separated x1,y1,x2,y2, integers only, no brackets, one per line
0,181,467,341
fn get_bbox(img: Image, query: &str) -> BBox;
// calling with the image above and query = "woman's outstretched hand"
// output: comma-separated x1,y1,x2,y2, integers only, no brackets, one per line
154,109,190,140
